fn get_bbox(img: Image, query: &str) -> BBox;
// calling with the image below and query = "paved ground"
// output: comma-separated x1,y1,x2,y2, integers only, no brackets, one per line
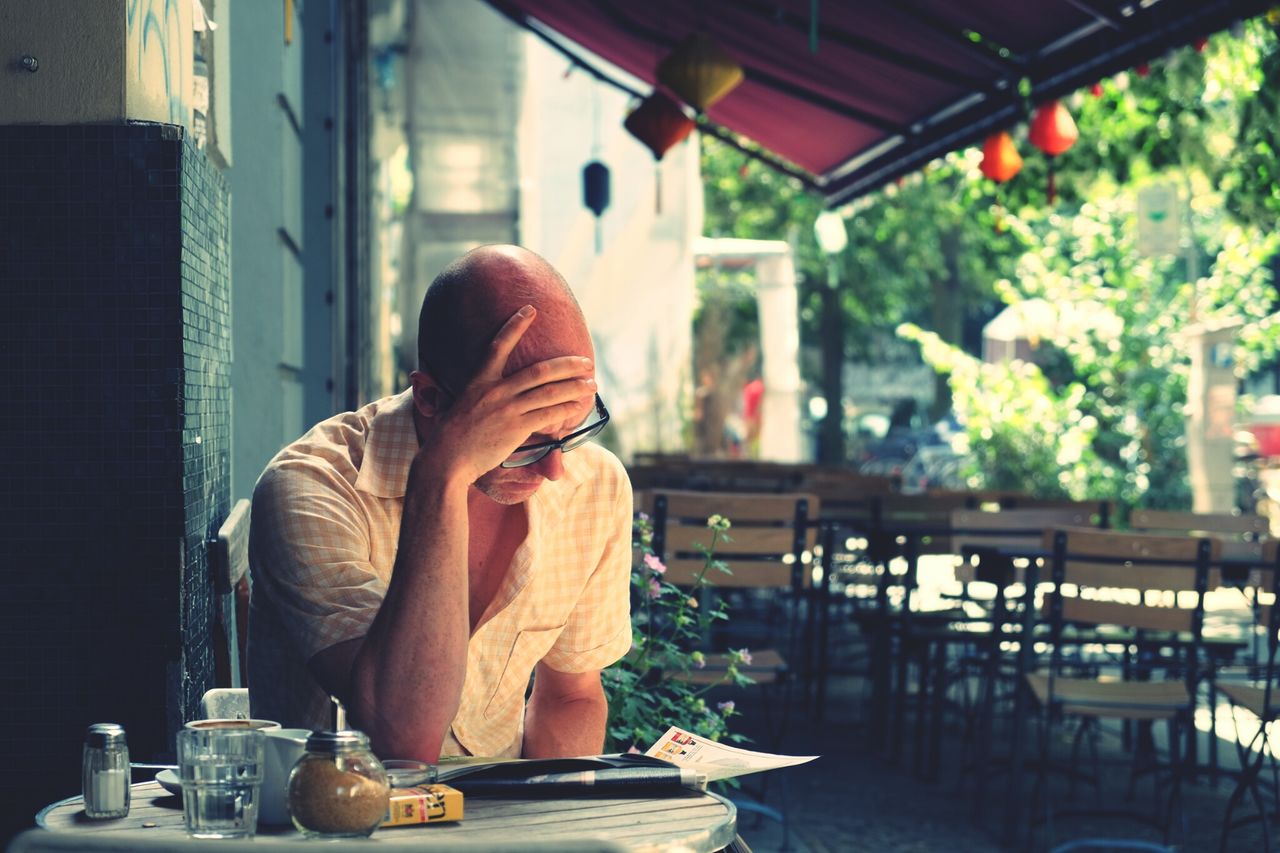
718,669,1276,853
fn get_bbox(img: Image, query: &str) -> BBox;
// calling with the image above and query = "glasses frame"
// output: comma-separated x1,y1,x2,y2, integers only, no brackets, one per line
500,393,610,468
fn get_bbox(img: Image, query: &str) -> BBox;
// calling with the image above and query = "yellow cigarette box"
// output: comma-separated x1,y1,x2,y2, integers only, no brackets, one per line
381,783,464,827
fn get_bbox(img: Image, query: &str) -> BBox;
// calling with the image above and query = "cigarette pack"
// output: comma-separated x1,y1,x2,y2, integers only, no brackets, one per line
380,783,464,827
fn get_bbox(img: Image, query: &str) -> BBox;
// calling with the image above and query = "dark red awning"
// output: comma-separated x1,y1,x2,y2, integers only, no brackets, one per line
489,0,1270,204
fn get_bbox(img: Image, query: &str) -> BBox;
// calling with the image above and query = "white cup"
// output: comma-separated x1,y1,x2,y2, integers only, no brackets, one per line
259,728,310,826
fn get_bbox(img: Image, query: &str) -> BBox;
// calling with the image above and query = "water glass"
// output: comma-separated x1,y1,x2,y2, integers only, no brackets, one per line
176,728,265,839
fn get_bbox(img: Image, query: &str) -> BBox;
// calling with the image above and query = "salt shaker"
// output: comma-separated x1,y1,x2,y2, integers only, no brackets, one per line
82,723,130,819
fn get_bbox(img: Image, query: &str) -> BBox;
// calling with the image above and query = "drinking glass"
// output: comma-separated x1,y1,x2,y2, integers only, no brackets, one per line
176,728,265,839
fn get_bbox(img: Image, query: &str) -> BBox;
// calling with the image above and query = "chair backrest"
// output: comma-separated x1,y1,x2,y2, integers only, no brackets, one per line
1000,496,1113,524
639,489,819,589
798,467,898,522
211,498,251,593
950,507,1096,553
1042,527,1222,593
198,687,250,720
210,499,251,688
1129,508,1268,540
1039,527,1220,633
628,458,803,494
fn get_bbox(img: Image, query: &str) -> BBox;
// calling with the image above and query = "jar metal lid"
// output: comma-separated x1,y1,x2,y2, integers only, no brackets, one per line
305,729,371,753
85,723,127,748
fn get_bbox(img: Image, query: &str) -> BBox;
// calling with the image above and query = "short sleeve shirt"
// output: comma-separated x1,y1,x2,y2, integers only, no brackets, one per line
247,390,633,757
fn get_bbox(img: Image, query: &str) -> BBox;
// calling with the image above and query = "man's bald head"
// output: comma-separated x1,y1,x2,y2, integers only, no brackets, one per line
417,245,592,390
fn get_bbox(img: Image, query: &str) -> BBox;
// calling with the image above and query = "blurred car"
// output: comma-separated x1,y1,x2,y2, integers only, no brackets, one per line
899,445,968,494
856,426,945,478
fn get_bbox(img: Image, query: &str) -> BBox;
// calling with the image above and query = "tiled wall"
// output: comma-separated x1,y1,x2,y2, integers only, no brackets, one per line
0,123,230,834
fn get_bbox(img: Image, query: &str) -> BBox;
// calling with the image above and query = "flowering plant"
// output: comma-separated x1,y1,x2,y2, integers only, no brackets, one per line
602,511,754,754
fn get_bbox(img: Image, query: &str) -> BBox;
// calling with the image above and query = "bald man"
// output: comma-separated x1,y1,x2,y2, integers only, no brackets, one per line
247,246,632,761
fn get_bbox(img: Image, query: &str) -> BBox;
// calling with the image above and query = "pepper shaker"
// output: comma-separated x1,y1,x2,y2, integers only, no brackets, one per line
82,723,130,819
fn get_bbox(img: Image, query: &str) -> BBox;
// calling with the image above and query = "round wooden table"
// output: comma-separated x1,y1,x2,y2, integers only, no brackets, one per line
33,781,738,852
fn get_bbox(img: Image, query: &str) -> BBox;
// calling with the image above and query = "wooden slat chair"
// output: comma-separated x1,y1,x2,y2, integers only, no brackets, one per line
790,467,898,718
210,498,251,688
849,491,977,759
1130,507,1272,775
1009,527,1221,849
639,489,820,730
1215,538,1280,853
946,507,1099,803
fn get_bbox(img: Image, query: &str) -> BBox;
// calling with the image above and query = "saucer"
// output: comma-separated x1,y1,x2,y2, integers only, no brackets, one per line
155,769,181,796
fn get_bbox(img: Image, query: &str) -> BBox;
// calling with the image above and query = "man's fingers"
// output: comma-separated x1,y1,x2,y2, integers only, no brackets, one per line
475,305,537,382
508,356,595,393
516,376,596,413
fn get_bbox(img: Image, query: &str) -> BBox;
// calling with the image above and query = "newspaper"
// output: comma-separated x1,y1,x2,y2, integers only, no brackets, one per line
644,725,819,782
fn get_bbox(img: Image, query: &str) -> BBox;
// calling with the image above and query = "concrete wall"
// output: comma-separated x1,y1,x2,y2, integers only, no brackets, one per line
0,0,191,127
222,0,309,498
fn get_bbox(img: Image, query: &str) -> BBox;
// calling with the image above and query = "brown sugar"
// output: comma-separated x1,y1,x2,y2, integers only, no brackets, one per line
288,755,390,836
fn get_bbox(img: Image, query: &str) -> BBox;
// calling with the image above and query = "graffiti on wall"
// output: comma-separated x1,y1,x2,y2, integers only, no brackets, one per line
125,0,191,126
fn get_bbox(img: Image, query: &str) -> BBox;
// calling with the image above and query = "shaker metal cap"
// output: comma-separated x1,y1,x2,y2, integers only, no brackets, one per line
305,729,370,753
85,723,127,748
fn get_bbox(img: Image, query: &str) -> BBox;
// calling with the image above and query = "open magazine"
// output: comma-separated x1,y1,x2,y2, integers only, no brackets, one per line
431,726,817,795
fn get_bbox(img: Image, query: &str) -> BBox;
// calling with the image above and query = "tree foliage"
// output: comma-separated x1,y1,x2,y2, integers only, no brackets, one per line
699,15,1280,508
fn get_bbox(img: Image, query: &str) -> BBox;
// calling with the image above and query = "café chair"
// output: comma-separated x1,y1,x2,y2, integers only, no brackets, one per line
1011,527,1221,849
198,687,249,720
638,488,820,731
209,498,252,688
638,488,818,849
1215,538,1280,853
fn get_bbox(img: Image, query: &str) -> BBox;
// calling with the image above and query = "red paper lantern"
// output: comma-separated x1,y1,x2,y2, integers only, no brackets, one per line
1029,100,1078,203
979,132,1022,183
1028,100,1078,157
1089,82,1103,97
624,92,695,160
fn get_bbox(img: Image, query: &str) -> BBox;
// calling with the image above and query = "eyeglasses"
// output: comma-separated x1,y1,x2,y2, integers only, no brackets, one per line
501,393,610,468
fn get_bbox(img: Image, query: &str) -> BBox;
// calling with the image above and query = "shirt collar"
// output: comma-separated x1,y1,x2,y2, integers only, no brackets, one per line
354,389,419,499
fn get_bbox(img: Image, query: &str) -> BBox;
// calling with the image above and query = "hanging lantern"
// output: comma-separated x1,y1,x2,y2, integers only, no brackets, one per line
1028,100,1078,157
582,161,610,254
979,132,1022,183
624,91,695,160
656,33,744,112
1029,99,1078,204
624,92,695,214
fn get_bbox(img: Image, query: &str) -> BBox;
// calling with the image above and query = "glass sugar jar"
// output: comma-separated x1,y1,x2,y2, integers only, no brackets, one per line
82,723,130,819
286,730,389,838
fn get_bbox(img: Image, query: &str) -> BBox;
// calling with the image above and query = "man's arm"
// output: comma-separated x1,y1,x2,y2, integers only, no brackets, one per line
309,306,595,762
522,663,608,758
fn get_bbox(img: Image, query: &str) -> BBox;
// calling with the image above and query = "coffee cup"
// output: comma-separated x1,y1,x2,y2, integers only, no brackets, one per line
184,718,281,732
259,728,310,826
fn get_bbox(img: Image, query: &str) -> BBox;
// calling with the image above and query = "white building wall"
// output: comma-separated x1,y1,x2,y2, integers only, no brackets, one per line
517,34,699,459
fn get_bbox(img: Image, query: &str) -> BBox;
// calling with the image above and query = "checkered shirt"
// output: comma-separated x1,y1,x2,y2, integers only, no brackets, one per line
247,390,633,757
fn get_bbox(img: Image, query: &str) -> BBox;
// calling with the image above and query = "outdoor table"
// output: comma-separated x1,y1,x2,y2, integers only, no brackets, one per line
33,781,738,852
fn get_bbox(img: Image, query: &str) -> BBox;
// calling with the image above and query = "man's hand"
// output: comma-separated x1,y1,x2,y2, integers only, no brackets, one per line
414,305,596,487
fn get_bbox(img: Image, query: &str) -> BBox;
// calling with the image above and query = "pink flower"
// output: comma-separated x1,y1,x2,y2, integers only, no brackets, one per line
690,651,706,669
716,700,735,714
648,579,663,599
734,647,753,666
643,553,667,575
